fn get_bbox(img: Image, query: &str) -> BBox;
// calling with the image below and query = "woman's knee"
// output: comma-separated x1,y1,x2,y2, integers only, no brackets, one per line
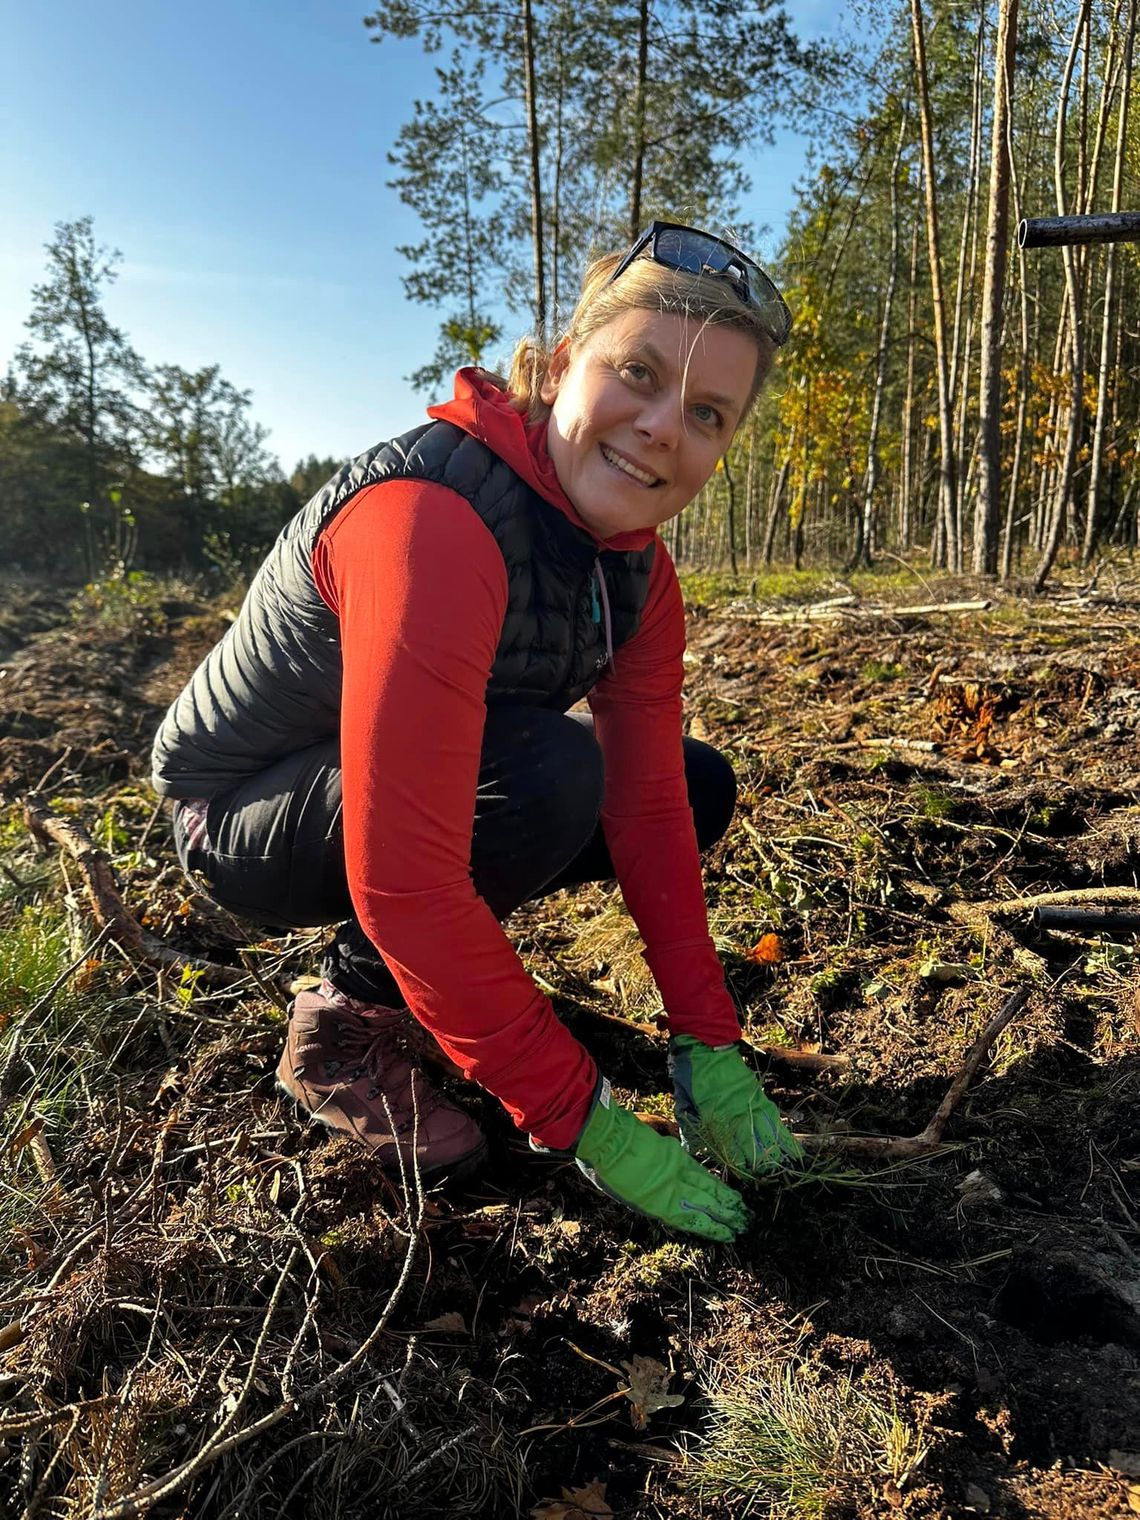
480,707,604,833
473,709,605,909
683,737,737,850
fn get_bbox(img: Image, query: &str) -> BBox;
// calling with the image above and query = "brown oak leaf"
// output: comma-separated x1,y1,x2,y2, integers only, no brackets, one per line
530,1479,612,1519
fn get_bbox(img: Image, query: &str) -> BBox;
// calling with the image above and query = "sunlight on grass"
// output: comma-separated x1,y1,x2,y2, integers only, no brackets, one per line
677,563,951,610
0,897,163,1242
684,1358,929,1518
0,901,73,1015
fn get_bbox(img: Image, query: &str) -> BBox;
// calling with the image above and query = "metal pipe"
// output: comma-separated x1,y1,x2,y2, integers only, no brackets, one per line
1018,212,1140,248
1033,904,1140,933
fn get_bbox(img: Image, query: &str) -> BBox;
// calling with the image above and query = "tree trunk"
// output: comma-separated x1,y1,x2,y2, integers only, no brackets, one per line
1033,0,1092,592
910,0,960,569
521,0,547,337
975,0,1020,575
1083,0,1133,565
763,459,789,565
722,453,739,574
900,225,919,551
858,104,908,570
629,0,650,241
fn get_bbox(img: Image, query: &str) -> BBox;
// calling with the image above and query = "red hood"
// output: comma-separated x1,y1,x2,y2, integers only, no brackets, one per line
428,368,657,553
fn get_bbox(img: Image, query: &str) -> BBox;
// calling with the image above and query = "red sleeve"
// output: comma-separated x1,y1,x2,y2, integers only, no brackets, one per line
314,481,597,1149
587,543,741,1046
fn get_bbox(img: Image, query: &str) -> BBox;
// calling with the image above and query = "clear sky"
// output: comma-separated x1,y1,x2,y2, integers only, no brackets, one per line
1,0,850,471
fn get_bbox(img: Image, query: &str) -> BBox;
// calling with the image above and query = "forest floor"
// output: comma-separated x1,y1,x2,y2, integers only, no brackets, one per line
1,565,1139,1520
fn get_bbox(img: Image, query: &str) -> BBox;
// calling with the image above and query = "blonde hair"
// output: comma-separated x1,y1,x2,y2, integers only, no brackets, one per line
505,250,779,426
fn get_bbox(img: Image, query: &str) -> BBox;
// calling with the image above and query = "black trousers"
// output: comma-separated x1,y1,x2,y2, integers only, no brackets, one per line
174,707,736,1005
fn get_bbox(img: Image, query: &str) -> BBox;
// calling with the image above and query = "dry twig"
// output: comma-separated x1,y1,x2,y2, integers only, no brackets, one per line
20,794,281,993
804,986,1032,1159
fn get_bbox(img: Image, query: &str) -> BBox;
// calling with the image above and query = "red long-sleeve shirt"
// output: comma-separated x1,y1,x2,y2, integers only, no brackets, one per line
311,371,740,1149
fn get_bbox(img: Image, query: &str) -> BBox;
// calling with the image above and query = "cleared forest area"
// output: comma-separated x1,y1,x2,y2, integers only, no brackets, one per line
1,569,1137,1519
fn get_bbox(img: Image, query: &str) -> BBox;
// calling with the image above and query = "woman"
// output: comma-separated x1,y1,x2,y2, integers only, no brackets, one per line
153,222,803,1244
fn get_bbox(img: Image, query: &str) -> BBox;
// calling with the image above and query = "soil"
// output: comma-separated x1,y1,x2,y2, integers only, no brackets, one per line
1,574,1138,1519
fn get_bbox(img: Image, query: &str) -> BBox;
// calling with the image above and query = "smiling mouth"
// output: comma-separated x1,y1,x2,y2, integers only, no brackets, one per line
599,443,663,487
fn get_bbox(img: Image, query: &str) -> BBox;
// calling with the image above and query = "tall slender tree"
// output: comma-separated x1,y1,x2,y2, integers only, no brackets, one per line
910,0,959,569
15,217,144,521
974,0,1020,575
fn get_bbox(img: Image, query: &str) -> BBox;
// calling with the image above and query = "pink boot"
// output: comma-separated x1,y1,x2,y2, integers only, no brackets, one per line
276,986,486,1181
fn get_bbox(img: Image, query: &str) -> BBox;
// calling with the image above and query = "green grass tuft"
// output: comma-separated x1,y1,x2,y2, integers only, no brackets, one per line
684,1358,929,1517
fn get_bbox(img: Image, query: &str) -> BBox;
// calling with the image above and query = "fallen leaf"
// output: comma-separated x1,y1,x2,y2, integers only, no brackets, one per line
917,958,976,983
531,1480,612,1519
745,933,785,965
422,1311,467,1333
6,1118,44,1157
72,957,104,993
1127,1484,1140,1515
622,1355,683,1430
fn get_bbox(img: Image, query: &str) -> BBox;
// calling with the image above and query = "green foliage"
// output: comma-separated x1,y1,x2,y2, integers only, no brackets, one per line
0,901,72,1017
3,218,291,575
612,1238,701,1292
860,659,905,683
368,0,843,374
71,567,165,633
913,786,956,821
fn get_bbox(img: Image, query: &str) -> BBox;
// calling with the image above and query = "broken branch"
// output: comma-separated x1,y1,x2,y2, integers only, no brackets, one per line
20,794,281,994
805,986,1031,1160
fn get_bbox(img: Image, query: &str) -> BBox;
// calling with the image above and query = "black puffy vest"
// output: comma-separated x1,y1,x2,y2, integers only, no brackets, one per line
152,420,656,797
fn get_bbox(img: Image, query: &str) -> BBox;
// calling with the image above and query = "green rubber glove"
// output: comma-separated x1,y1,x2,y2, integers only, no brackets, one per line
573,1080,749,1243
670,1035,804,1177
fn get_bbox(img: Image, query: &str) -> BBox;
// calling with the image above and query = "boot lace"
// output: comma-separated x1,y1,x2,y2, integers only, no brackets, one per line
330,1007,443,1125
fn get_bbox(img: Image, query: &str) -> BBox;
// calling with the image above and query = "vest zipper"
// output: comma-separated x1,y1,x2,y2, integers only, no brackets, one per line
591,559,614,671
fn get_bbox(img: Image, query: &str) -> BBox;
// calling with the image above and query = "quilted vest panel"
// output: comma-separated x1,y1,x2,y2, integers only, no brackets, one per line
152,421,656,797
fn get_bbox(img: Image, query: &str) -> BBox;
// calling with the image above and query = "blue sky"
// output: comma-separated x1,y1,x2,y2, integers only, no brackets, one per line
1,0,850,470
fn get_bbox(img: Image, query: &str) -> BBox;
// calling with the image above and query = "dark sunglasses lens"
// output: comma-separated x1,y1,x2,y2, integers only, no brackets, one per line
656,228,731,277
638,224,790,344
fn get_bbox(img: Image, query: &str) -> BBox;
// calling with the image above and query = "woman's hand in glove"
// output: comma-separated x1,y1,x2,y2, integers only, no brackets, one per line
669,1035,804,1177
573,1080,749,1243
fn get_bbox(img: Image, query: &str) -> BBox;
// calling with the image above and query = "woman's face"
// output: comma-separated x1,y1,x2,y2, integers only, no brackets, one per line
540,309,762,540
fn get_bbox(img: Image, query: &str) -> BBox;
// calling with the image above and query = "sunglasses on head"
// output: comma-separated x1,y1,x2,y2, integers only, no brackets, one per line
607,220,792,348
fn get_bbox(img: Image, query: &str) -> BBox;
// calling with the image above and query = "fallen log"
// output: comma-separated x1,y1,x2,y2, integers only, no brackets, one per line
1034,904,1140,934
729,598,992,625
955,885,1140,922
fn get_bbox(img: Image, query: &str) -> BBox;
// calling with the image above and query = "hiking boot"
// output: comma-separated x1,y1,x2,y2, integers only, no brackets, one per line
276,988,487,1182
